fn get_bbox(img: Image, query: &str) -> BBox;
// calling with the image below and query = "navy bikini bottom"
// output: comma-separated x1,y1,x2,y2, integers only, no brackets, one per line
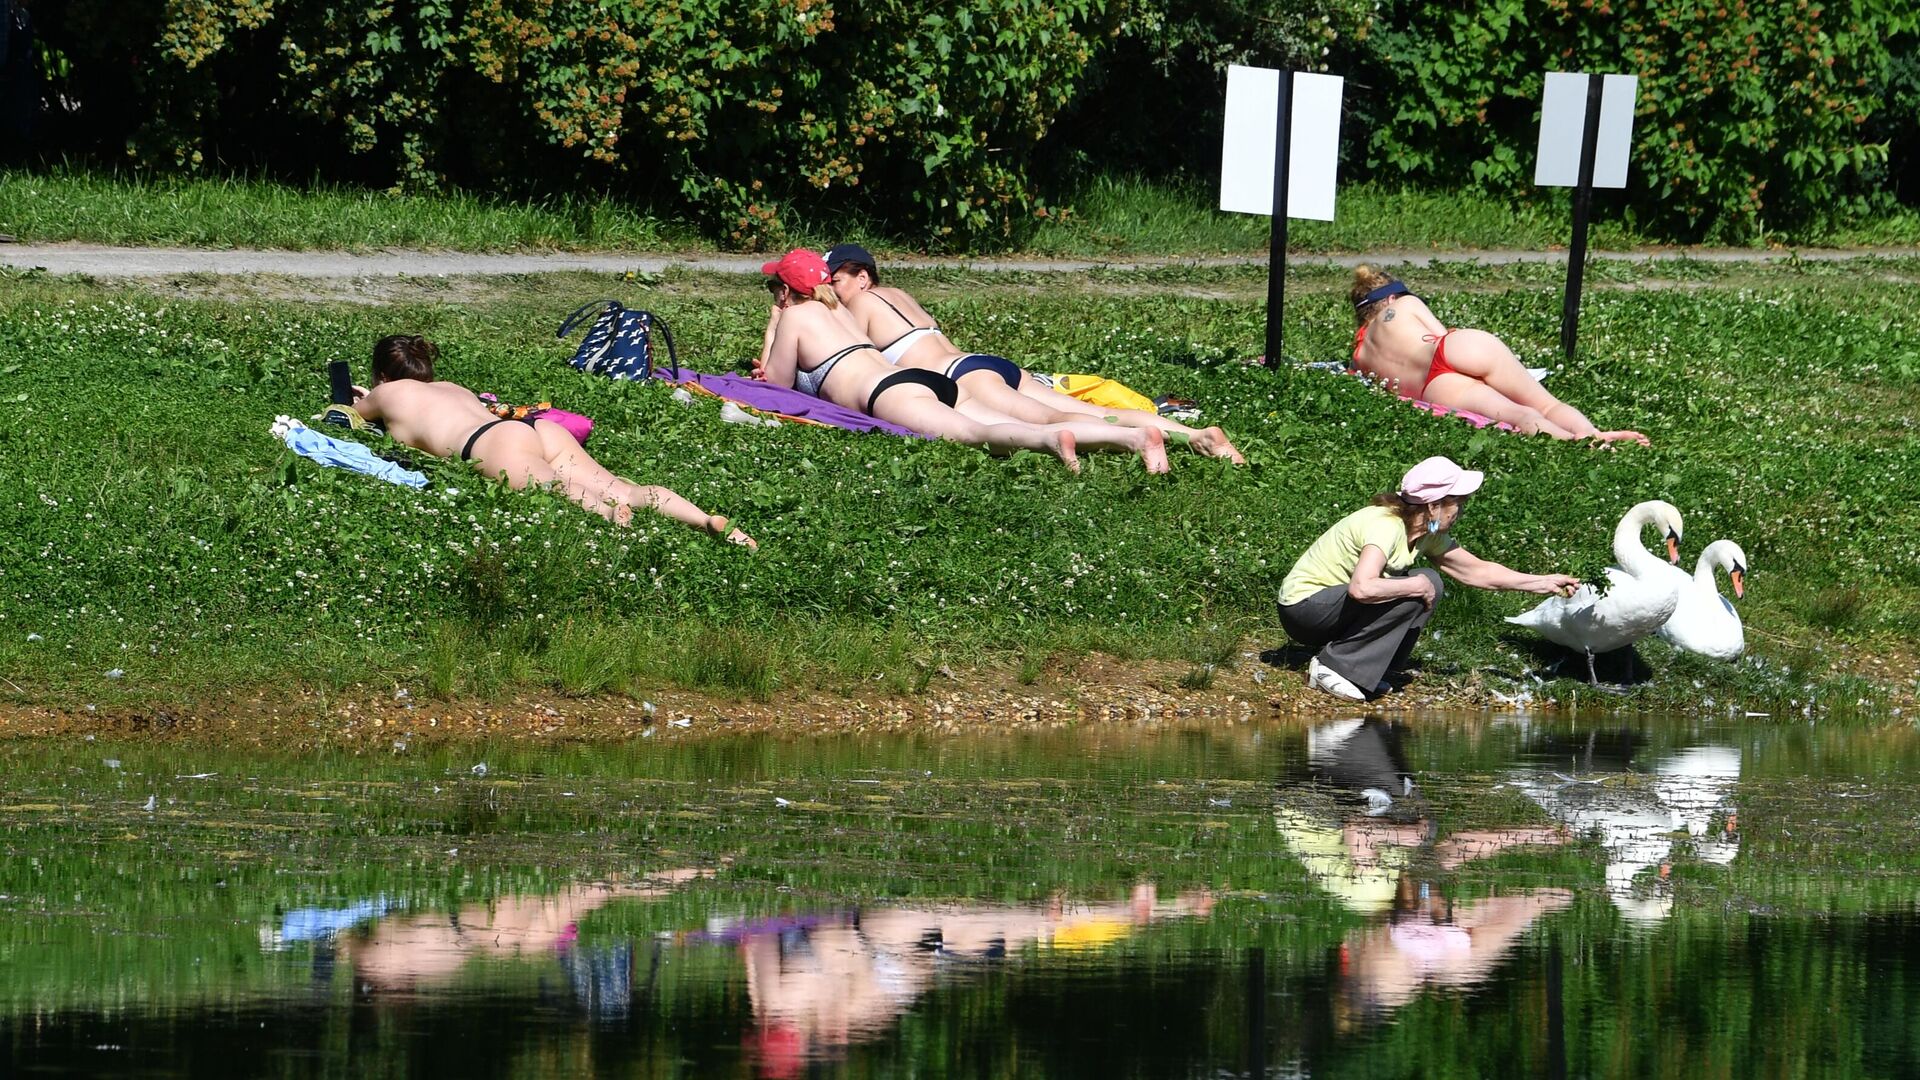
946,354,1023,389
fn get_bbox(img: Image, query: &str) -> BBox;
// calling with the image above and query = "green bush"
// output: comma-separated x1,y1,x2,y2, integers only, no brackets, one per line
39,0,1116,247
1355,0,1920,241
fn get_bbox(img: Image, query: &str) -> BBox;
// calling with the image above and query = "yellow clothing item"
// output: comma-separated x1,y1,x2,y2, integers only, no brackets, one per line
1048,373,1157,413
1279,505,1455,607
1046,918,1133,952
1275,807,1413,915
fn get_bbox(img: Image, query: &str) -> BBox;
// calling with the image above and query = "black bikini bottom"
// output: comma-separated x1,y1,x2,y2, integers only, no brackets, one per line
865,368,960,416
459,416,536,461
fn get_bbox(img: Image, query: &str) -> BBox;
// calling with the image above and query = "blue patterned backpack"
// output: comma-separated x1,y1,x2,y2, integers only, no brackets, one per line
556,299,680,381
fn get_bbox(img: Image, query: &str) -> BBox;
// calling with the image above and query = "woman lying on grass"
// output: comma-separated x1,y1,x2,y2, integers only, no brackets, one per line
824,243,1245,464
753,249,1168,473
1349,265,1649,446
351,335,756,548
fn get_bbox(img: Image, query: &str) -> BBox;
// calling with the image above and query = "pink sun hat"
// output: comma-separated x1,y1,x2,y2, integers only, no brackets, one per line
1398,456,1484,504
760,249,830,293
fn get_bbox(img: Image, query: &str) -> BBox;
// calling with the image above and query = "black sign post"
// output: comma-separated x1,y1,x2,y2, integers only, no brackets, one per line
1558,75,1606,363
1263,70,1296,368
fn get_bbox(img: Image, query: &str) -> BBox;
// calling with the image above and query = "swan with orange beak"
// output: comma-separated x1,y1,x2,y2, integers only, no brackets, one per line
1654,540,1749,661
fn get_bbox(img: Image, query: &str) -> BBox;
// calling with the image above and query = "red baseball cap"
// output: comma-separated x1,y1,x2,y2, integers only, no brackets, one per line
760,249,830,293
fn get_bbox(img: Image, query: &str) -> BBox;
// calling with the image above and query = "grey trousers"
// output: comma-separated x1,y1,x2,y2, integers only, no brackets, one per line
1278,568,1443,691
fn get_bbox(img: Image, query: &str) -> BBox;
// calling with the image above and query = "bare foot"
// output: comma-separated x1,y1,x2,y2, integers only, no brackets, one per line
706,514,758,550
1594,430,1651,447
1052,430,1081,473
1139,427,1170,474
1188,426,1245,464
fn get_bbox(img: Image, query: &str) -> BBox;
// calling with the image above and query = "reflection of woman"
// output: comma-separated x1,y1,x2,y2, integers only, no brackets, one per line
732,886,1214,1074
1276,717,1571,1027
1279,456,1580,701
338,870,707,990
1349,264,1648,445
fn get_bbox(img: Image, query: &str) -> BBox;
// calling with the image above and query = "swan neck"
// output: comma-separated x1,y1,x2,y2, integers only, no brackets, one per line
1613,506,1667,575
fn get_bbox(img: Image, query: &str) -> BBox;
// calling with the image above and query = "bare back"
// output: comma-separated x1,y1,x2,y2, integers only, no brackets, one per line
1354,295,1449,388
845,286,963,370
764,300,896,411
357,379,498,458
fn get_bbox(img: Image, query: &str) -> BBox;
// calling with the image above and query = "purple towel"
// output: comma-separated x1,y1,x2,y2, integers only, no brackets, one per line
655,368,926,438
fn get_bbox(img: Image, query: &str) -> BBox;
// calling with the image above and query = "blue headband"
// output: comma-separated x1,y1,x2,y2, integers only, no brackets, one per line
1356,281,1412,309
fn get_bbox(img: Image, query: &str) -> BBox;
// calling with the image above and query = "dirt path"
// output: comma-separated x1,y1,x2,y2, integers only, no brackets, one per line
4,241,1918,279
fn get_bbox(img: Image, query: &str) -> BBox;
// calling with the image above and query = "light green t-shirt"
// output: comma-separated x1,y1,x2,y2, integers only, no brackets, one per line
1279,504,1455,606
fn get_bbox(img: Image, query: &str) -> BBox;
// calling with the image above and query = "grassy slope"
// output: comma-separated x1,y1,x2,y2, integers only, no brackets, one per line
0,260,1917,711
6,169,1920,255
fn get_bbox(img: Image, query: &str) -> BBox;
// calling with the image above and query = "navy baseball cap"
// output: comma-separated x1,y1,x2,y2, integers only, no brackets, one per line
825,243,876,273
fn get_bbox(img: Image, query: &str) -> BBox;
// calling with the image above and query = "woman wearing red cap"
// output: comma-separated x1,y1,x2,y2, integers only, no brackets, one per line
755,249,1169,471
823,243,1245,464
1278,457,1580,700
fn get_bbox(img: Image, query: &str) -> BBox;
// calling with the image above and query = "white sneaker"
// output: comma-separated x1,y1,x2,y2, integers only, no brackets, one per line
1307,657,1366,701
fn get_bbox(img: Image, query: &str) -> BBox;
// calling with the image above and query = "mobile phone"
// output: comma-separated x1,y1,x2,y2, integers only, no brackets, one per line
328,361,354,405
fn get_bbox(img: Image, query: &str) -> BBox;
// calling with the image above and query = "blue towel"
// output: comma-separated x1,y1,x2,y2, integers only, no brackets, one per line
281,421,428,489
277,896,400,943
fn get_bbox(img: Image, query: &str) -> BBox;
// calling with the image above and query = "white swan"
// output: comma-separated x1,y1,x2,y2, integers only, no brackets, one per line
1507,500,1686,684
1654,540,1748,661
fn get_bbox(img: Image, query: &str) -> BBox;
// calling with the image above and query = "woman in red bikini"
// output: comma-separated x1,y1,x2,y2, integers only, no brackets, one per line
1348,265,1648,446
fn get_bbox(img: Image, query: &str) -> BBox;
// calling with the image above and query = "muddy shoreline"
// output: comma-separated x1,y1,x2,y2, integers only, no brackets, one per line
0,656,1575,747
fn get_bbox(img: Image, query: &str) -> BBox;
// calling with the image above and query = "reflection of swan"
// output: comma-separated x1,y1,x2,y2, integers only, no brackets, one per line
1506,500,1685,683
1509,744,1740,923
1654,540,1748,660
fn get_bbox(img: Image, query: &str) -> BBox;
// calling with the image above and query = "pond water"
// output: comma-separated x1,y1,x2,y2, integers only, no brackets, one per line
3,713,1918,1078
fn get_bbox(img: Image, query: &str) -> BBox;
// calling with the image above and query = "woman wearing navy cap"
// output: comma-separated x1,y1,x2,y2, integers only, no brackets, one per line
823,243,1243,464
1350,265,1648,446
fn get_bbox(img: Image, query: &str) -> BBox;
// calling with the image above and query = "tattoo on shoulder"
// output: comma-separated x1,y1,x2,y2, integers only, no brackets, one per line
1383,308,1396,322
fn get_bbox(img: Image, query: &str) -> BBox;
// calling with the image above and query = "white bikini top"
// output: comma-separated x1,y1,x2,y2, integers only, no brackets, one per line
871,293,940,364
880,326,938,364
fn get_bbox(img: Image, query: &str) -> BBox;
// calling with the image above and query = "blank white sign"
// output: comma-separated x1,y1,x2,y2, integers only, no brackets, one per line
1219,67,1344,220
1535,72,1638,188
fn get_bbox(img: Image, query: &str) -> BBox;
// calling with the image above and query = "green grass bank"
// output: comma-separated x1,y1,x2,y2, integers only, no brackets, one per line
7,169,1920,256
1,259,1917,714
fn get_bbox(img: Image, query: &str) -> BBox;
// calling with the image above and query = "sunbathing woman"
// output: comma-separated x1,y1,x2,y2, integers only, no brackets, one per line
1349,265,1649,446
351,335,755,548
824,243,1244,464
755,249,1168,472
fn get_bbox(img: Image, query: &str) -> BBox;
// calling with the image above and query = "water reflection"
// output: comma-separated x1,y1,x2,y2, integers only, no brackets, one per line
711,887,1216,1076
1509,739,1741,922
1278,718,1573,1027
4,716,1919,1077
288,870,706,992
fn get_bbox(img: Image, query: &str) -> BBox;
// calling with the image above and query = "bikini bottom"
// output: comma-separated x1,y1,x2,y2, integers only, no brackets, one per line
945,354,1023,389
865,368,960,415
460,416,537,461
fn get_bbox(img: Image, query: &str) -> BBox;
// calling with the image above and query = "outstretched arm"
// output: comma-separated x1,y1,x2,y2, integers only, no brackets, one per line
1435,545,1578,595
